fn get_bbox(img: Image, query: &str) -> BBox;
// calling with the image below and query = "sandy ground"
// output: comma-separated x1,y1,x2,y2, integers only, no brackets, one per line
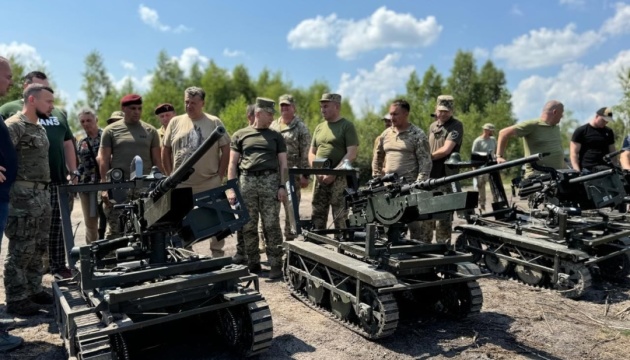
2,188,630,360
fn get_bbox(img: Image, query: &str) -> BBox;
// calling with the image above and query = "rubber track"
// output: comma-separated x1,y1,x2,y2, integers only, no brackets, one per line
244,300,274,356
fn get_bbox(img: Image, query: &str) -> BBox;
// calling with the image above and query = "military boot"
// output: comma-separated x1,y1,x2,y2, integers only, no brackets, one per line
268,265,283,280
232,253,248,265
0,331,23,352
29,291,54,305
6,299,41,316
248,263,262,274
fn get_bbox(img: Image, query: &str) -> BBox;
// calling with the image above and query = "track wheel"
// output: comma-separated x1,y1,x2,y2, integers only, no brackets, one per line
455,233,482,263
556,261,592,299
357,287,399,339
239,300,273,357
598,253,630,281
330,281,353,320
306,268,327,305
215,308,240,348
283,253,305,290
515,259,548,287
484,247,513,275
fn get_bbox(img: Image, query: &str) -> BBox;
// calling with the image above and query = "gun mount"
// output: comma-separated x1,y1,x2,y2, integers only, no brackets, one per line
282,154,540,339
454,152,630,299
53,126,273,359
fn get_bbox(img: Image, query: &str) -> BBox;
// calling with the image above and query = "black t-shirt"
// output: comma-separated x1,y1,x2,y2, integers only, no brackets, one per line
571,123,614,170
0,116,19,202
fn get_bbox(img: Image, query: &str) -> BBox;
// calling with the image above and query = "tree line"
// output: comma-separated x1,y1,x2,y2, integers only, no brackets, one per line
2,49,630,180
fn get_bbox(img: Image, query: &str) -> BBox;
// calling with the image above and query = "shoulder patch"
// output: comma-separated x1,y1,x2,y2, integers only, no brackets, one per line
450,130,459,139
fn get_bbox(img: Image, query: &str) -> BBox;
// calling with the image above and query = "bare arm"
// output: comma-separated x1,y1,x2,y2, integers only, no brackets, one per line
161,146,173,175
98,146,112,183
151,146,163,173
64,139,77,172
218,144,230,180
496,126,518,163
227,150,241,181
569,141,581,171
335,145,358,168
431,140,457,161
621,151,630,170
308,146,317,167
371,136,384,176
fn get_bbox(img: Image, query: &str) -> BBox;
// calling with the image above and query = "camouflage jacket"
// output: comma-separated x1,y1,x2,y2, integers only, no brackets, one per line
77,129,103,183
270,116,311,169
5,112,50,182
372,124,431,181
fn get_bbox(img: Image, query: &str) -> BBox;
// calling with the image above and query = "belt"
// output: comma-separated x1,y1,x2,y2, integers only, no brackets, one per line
240,169,277,176
15,180,50,190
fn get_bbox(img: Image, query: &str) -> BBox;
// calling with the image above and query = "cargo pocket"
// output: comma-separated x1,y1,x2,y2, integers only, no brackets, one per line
4,217,24,238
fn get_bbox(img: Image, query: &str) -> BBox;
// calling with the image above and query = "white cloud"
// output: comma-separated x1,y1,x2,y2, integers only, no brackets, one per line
601,2,630,35
111,74,153,92
120,60,135,71
472,47,490,60
493,24,602,69
559,0,585,6
0,41,44,67
512,49,630,121
287,7,442,60
337,53,414,117
138,4,191,33
222,48,245,57
172,47,209,72
511,4,523,16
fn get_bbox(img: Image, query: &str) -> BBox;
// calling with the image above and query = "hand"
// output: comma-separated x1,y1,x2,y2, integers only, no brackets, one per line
277,187,287,202
496,156,507,164
101,190,111,206
0,165,5,183
299,175,310,188
227,190,237,205
321,174,336,185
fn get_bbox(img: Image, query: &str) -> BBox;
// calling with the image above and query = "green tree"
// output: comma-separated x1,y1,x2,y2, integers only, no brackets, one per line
218,95,249,135
0,57,25,105
201,61,233,115
612,67,630,148
142,50,187,127
80,50,114,111
477,60,508,109
446,50,479,114
231,64,256,103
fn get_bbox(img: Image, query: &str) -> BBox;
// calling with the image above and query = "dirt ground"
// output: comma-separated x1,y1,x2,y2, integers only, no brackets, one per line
2,189,630,360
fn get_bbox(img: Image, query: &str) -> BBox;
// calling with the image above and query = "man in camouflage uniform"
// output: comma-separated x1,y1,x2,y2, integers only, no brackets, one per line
3,84,55,316
76,107,103,244
98,94,162,239
373,113,392,174
228,98,287,279
471,123,497,210
372,99,432,242
270,94,311,241
422,95,463,244
309,93,358,229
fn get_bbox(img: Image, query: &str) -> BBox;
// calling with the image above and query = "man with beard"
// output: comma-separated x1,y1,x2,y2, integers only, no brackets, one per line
0,71,77,280
228,98,287,279
3,84,55,316
162,87,230,257
98,94,161,239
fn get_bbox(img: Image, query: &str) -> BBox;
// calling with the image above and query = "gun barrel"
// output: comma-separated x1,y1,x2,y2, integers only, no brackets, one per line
414,153,545,190
567,168,615,184
149,126,226,199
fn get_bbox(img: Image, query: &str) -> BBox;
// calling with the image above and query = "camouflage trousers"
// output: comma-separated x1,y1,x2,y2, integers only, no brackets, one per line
235,219,264,256
103,188,143,240
3,187,52,303
417,184,453,244
240,174,283,267
476,174,494,210
312,175,347,230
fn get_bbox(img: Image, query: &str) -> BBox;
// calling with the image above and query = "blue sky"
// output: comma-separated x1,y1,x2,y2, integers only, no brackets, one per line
1,0,629,122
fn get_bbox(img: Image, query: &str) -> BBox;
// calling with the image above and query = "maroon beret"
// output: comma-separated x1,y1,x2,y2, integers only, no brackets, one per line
120,94,142,106
155,103,175,115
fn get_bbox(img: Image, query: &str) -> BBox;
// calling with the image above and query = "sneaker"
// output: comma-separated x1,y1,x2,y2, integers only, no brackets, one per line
248,263,262,274
29,291,54,305
232,253,248,265
6,299,41,316
53,267,73,280
268,265,283,280
0,331,23,352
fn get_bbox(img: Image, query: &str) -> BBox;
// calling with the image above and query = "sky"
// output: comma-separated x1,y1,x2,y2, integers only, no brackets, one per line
0,0,629,122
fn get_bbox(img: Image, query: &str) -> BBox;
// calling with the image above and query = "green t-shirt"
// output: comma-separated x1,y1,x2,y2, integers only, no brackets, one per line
100,120,160,179
514,118,565,176
311,118,359,167
0,99,73,183
230,126,287,171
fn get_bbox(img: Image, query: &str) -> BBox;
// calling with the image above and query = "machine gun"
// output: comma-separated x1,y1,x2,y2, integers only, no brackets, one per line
53,126,272,359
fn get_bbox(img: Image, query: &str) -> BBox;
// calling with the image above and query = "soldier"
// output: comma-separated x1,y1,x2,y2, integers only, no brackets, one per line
309,93,358,229
233,104,255,264
3,84,55,316
76,107,103,244
471,123,497,210
155,103,176,140
424,95,464,244
0,71,77,280
496,100,565,176
570,107,615,173
227,97,287,279
106,110,124,125
372,99,431,241
372,113,392,176
162,87,230,257
0,55,23,352
98,94,161,239
270,94,311,241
